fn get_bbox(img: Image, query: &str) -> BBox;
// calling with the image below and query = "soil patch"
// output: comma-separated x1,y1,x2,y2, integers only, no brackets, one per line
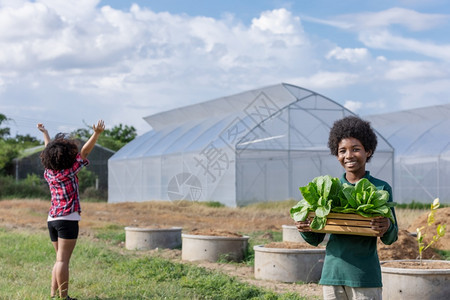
377,229,442,261
407,207,450,250
1,199,448,299
382,260,450,269
264,241,325,249
187,228,244,237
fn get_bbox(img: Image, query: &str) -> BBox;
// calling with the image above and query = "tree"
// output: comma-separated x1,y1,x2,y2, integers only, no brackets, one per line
0,114,42,174
0,113,11,139
6,134,42,148
105,123,136,144
72,122,137,151
0,140,18,172
0,114,17,173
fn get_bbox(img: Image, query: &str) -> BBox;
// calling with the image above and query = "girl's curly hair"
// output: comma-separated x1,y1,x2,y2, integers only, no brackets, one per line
40,133,79,170
327,116,377,162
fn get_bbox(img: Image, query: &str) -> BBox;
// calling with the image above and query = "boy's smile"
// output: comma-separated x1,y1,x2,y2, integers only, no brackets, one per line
337,137,372,183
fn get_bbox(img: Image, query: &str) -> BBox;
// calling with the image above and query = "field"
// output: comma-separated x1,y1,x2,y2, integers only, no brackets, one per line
0,199,448,299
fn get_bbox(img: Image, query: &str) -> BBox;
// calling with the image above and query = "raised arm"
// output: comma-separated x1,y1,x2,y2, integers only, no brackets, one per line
80,120,105,159
37,123,51,147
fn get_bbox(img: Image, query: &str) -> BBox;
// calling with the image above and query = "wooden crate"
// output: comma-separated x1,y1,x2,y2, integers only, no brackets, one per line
308,212,378,237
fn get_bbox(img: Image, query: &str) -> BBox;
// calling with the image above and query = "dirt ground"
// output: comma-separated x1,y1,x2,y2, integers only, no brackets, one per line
0,199,448,299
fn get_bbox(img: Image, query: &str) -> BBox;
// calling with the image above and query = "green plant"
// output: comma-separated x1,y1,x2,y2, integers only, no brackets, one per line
290,175,396,230
290,175,342,230
0,229,307,299
0,174,49,199
434,249,450,260
416,198,447,264
395,201,449,209
81,186,107,202
336,179,396,223
200,201,225,208
95,224,125,245
243,230,283,266
77,168,96,193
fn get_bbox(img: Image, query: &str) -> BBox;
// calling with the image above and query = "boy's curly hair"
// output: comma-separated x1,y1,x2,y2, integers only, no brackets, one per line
327,116,377,162
40,133,79,171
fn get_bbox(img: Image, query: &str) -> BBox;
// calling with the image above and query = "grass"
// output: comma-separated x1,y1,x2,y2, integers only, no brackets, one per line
0,228,308,300
243,230,283,265
93,225,284,267
0,198,447,299
436,249,450,260
396,201,449,209
95,224,126,245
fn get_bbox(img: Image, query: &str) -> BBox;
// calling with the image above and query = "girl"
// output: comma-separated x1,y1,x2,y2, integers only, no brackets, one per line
38,120,105,300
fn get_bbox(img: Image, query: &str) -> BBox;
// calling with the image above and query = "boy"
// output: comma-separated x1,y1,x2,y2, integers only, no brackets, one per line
296,116,398,300
38,120,105,300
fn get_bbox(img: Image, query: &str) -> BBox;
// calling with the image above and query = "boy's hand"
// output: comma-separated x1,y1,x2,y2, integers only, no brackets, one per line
37,123,47,133
93,120,105,134
295,219,312,232
371,217,390,237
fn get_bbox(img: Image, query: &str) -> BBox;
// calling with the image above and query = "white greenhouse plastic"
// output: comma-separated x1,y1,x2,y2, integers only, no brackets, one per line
366,104,450,204
108,83,394,206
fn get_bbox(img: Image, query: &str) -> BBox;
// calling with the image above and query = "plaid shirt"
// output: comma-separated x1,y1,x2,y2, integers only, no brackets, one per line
44,153,89,217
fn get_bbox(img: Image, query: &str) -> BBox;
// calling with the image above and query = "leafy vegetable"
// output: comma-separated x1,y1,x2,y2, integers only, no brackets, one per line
332,178,396,224
290,175,342,230
290,176,396,231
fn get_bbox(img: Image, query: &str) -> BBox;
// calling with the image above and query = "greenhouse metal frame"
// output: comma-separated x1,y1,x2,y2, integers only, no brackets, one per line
108,83,394,206
366,104,450,204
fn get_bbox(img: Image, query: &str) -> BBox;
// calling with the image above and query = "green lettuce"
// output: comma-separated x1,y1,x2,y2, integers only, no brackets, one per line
290,175,342,230
332,178,396,224
290,176,396,231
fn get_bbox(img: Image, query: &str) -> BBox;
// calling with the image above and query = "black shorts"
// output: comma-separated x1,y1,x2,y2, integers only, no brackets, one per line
48,220,79,242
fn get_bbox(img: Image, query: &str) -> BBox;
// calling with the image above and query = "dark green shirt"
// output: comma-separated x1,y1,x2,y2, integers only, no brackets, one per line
301,171,398,287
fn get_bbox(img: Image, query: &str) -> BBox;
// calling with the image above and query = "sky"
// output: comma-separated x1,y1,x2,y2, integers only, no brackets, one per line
1,0,450,140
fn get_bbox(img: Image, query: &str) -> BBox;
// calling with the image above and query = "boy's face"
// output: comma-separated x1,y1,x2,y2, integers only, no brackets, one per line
337,137,372,181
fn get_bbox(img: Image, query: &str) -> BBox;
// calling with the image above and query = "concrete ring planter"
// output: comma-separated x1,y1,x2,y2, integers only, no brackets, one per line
254,245,326,283
282,225,329,245
381,259,450,300
125,227,182,250
181,233,249,262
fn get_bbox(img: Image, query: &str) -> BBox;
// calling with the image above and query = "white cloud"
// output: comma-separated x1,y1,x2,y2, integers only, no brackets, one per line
37,0,100,21
344,100,363,112
251,8,302,35
385,61,446,80
0,2,62,40
0,0,27,8
397,79,450,109
337,7,449,31
304,7,448,32
359,30,450,62
291,71,360,90
0,3,319,136
0,2,449,138
0,3,311,75
306,8,450,62
342,99,387,114
326,47,369,63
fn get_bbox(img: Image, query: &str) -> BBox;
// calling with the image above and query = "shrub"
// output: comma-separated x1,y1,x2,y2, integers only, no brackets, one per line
81,186,107,202
201,201,225,208
78,168,96,193
396,201,449,209
0,174,49,199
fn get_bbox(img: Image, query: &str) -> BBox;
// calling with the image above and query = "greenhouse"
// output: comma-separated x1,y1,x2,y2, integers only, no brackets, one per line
108,83,394,206
366,104,450,204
